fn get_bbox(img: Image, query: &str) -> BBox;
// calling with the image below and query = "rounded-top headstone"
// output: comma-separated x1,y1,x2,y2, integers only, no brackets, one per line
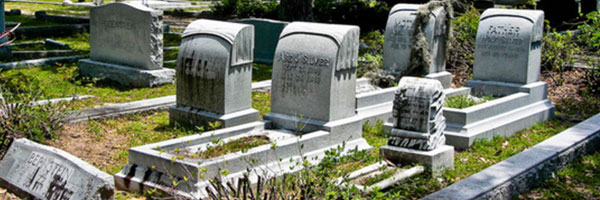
176,19,254,114
270,22,359,122
383,3,449,76
473,8,544,84
392,77,445,133
90,2,163,70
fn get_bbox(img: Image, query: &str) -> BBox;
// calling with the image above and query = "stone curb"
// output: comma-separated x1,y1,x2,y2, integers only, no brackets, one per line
423,113,600,200
0,55,87,70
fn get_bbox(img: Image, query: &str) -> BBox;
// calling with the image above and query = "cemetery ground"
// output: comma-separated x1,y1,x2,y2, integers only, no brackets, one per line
1,1,600,199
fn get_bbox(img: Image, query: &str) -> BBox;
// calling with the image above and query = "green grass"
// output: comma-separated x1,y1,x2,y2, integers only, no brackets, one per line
252,91,271,117
164,33,182,47
5,2,90,16
253,63,272,82
444,95,495,109
521,151,600,199
0,64,175,109
174,135,271,160
6,15,60,27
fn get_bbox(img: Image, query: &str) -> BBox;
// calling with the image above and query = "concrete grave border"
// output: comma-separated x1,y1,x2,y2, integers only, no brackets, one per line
424,113,600,200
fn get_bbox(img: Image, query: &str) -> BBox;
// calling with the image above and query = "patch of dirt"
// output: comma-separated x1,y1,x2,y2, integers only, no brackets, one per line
48,121,130,172
542,68,600,122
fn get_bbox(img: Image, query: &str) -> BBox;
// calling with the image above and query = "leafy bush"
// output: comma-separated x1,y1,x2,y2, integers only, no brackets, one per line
542,24,580,85
0,93,67,159
446,6,479,71
0,70,44,102
587,64,600,95
212,0,279,19
577,11,600,53
314,0,390,34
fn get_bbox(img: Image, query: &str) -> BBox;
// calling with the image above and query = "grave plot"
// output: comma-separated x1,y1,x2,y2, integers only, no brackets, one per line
114,21,372,198
443,8,554,149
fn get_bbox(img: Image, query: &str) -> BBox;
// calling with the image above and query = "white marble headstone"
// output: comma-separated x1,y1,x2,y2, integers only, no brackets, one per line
473,9,544,84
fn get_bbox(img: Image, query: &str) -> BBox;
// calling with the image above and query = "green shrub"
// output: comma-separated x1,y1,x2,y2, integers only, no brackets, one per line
0,70,44,101
0,94,67,159
587,64,600,95
446,6,479,71
542,23,580,85
314,0,390,34
212,0,279,19
578,11,600,53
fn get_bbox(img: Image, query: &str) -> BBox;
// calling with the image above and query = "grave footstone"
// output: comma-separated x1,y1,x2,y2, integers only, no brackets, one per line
0,138,114,199
169,19,259,128
232,18,288,64
380,77,454,172
383,3,452,88
472,8,544,84
264,21,361,133
78,2,175,88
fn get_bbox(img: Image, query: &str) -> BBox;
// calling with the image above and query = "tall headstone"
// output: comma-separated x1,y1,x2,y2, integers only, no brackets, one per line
473,9,544,84
380,77,453,172
383,3,451,88
232,18,288,64
169,19,259,128
0,139,114,200
78,2,175,88
0,0,11,58
265,22,360,133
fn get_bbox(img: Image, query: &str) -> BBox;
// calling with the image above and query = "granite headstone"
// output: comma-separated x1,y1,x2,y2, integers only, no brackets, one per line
169,19,259,128
473,8,544,84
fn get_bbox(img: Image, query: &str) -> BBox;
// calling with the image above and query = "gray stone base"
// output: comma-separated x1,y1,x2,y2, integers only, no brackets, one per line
169,105,259,128
78,59,175,88
425,71,452,89
380,145,454,173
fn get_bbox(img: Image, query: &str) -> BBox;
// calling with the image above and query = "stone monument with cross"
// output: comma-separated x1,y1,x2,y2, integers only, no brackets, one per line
380,77,454,173
383,3,453,88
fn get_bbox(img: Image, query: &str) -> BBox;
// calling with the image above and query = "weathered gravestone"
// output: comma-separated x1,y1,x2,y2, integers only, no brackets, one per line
380,77,453,172
0,138,114,200
265,21,361,133
79,2,175,88
169,19,259,128
232,18,288,64
473,8,544,84
383,3,452,88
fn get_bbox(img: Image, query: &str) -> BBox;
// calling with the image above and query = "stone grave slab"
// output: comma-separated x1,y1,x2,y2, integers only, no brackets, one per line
0,138,114,200
169,19,259,128
473,8,544,84
79,2,174,87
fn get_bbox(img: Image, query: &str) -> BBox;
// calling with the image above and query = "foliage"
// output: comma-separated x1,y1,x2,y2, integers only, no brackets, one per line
314,0,390,34
446,6,479,71
542,24,580,85
0,70,45,102
443,94,494,109
577,11,600,53
212,0,279,19
175,135,271,160
0,92,67,159
586,64,600,95
358,31,385,78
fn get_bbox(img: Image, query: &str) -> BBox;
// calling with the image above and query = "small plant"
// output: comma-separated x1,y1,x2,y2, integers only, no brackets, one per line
578,11,600,54
586,64,600,95
174,135,271,160
542,23,580,85
444,95,494,109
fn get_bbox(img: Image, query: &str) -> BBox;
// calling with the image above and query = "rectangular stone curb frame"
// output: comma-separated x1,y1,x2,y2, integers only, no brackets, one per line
114,21,372,198
169,19,259,129
443,8,553,150
79,2,175,88
423,113,600,200
0,138,114,200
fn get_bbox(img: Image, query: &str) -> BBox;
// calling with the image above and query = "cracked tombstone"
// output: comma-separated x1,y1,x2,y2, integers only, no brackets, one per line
0,139,114,200
383,3,453,88
78,2,175,88
169,19,259,128
380,77,454,173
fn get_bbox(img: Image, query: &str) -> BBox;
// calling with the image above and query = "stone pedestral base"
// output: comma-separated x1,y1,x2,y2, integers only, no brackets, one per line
78,59,175,88
169,105,259,128
380,145,454,173
425,71,452,89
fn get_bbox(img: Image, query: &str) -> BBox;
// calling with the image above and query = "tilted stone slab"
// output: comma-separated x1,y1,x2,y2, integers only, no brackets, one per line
473,8,544,84
0,138,114,200
266,21,359,130
90,2,163,70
